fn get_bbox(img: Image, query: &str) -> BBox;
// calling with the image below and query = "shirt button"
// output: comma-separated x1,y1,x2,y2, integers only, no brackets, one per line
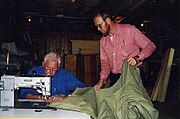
113,52,115,55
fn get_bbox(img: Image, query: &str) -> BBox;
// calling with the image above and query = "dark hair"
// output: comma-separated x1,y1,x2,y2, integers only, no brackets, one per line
92,10,111,20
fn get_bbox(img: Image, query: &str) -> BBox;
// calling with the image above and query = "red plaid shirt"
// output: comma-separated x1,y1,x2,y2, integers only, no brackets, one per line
100,24,156,80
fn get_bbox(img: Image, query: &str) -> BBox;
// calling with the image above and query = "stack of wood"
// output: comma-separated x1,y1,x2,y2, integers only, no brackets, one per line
151,48,175,102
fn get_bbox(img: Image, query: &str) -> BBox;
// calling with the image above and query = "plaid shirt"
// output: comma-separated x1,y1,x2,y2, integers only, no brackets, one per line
100,24,156,80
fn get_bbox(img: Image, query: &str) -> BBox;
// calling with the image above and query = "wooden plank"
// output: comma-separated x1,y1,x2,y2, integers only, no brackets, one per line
150,64,164,100
158,48,175,102
150,48,175,102
151,51,168,100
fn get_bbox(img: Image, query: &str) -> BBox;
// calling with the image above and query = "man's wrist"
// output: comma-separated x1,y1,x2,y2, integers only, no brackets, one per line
134,55,142,63
99,78,106,84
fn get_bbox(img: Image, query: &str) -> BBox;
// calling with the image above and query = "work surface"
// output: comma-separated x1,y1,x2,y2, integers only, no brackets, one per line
0,108,91,119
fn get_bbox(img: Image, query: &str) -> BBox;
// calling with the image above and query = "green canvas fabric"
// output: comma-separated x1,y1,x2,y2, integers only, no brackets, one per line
50,61,159,119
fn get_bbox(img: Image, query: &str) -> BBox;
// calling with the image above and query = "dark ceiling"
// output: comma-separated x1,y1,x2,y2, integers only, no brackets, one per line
0,0,178,43
0,0,178,25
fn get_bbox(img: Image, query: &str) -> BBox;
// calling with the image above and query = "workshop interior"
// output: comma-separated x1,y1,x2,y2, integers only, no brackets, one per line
0,0,179,119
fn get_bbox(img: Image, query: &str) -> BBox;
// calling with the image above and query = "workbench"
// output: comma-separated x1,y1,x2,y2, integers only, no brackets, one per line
0,108,91,119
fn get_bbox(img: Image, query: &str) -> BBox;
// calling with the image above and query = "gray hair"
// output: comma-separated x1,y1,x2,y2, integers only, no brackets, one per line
43,52,61,65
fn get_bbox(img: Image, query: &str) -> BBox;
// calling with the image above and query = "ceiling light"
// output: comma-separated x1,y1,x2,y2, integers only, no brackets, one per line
27,16,32,22
71,0,76,3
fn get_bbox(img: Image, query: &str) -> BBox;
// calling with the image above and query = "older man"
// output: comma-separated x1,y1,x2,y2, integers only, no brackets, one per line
21,52,86,102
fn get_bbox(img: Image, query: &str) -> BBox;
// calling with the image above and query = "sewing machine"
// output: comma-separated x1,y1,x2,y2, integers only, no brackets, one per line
0,75,51,108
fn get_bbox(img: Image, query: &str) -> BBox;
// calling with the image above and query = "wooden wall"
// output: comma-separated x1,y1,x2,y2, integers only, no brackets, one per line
32,32,101,86
65,54,100,86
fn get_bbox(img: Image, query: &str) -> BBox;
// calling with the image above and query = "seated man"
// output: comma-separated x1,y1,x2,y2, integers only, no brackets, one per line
21,52,86,102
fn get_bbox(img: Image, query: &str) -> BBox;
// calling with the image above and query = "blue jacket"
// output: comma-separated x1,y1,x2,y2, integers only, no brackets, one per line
21,66,86,98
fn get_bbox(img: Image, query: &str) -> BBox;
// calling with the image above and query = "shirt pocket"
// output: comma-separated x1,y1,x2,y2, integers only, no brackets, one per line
121,43,137,57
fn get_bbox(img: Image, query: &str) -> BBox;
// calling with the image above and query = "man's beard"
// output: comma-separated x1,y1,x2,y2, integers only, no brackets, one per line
102,24,110,37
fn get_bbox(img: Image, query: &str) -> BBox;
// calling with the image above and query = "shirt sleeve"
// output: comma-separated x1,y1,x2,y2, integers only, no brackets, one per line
67,72,86,93
100,38,110,81
131,25,156,60
28,68,35,75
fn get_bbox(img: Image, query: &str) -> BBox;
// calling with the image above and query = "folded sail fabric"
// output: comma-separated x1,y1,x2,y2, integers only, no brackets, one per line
50,61,159,119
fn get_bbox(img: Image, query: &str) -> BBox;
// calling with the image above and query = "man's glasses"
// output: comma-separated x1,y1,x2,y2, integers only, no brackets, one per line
95,21,104,28
44,66,58,72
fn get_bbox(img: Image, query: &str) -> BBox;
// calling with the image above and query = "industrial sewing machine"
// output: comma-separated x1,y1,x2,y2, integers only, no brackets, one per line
0,75,51,108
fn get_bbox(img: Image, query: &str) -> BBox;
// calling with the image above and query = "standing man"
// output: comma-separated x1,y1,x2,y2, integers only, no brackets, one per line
21,52,86,102
93,11,156,91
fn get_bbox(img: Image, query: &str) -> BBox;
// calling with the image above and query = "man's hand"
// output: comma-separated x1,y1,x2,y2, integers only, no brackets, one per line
127,55,142,66
94,79,106,91
47,96,67,103
127,57,137,66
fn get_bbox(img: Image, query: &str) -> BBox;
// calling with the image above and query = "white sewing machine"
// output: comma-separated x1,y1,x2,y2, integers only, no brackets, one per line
0,75,51,108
